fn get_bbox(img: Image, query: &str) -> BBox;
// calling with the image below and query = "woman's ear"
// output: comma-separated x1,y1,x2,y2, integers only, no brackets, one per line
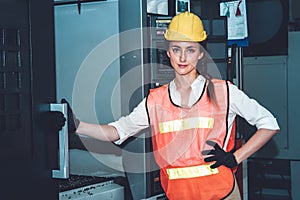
166,50,170,58
198,51,204,60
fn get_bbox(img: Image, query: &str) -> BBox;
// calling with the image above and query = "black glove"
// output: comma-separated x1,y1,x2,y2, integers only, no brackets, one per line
38,111,66,132
202,140,238,169
50,111,66,131
61,98,80,133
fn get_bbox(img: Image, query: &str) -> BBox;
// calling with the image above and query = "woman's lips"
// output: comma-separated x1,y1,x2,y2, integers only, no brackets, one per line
178,64,188,68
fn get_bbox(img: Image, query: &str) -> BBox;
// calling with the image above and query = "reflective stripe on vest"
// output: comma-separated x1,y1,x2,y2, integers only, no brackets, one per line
159,117,214,134
167,164,219,180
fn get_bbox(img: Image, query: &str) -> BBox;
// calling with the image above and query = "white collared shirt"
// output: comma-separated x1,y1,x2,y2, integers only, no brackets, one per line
110,75,279,144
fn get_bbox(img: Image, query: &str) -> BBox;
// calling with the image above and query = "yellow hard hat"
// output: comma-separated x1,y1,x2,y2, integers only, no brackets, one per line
164,12,207,42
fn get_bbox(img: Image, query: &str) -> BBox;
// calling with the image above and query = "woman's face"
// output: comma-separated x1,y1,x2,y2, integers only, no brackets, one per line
167,41,204,77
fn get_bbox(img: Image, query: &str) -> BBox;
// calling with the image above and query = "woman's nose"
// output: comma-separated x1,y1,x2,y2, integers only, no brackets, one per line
180,51,186,62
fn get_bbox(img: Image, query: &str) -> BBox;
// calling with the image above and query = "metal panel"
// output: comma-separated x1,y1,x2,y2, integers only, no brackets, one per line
243,56,288,159
119,1,165,199
291,161,300,200
54,0,120,124
54,0,125,185
287,32,300,159
119,0,147,198
243,33,300,160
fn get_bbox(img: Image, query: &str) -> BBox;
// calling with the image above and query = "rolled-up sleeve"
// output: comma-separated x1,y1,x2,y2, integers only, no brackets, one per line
109,98,150,145
229,84,280,130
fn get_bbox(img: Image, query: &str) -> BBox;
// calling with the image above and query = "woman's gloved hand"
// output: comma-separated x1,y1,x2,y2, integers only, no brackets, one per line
39,111,66,132
61,98,80,133
51,111,66,131
202,140,238,169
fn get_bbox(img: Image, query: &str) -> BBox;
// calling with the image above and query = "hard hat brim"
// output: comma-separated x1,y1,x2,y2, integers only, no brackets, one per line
164,29,207,42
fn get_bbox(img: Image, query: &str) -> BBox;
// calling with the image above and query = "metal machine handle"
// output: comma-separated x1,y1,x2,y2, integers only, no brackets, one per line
50,103,69,179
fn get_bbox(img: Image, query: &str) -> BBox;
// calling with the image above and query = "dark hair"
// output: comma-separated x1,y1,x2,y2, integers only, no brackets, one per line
197,41,217,106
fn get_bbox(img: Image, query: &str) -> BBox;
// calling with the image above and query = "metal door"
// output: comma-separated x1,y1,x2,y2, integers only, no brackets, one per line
0,0,59,199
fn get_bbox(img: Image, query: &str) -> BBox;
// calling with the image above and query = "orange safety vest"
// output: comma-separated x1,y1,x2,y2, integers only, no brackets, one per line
146,79,236,200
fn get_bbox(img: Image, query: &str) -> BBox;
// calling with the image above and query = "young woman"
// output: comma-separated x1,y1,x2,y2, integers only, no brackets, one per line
64,12,279,200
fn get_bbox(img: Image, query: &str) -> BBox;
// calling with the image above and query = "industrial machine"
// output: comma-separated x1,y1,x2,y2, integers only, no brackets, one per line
54,0,231,199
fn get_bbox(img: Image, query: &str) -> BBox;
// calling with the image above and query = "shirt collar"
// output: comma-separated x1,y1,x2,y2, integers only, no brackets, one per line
169,75,206,107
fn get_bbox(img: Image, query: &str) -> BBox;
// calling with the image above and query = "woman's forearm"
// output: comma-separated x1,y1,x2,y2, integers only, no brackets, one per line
75,121,120,142
234,128,279,164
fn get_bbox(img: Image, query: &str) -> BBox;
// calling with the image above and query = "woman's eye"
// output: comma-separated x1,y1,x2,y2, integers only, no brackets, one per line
172,48,180,53
187,49,195,54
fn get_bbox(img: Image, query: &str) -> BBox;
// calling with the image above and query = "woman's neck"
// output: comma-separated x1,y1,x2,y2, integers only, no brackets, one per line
174,73,199,90
174,73,199,108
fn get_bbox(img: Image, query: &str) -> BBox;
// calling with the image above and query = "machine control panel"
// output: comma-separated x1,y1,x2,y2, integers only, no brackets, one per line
59,181,124,200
